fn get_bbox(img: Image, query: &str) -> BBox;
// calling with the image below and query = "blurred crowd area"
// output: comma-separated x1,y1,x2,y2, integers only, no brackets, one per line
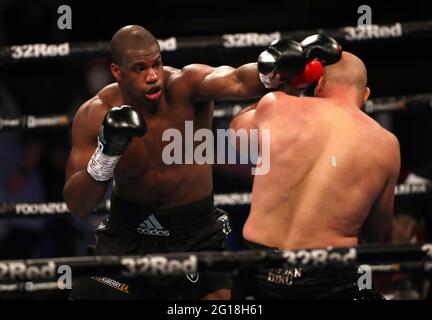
1,0,432,299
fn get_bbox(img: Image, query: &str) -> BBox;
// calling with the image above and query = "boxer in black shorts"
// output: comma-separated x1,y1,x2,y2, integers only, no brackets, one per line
63,25,319,299
232,241,384,300
70,193,232,299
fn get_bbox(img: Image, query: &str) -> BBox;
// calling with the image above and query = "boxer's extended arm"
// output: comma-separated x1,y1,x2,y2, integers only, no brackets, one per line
181,37,336,102
360,135,401,243
181,63,266,102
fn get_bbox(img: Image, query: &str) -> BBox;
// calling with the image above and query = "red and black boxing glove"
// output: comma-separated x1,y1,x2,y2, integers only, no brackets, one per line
289,59,323,90
257,39,308,90
257,39,325,94
300,34,342,66
298,34,342,96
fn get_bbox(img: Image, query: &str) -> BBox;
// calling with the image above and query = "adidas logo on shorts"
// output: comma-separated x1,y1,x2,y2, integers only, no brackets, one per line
137,214,170,236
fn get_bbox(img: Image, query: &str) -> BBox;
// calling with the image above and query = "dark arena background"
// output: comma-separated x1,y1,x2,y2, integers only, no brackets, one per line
1,0,432,302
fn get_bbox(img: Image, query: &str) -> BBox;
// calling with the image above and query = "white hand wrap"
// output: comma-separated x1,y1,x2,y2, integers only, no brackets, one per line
259,71,283,89
86,141,120,182
258,50,283,89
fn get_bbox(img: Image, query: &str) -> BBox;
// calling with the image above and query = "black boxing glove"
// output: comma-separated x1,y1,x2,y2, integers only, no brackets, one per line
87,105,146,181
300,34,342,66
258,39,307,89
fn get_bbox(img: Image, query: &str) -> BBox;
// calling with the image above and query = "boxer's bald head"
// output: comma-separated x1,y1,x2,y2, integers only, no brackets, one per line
315,51,370,107
110,25,159,65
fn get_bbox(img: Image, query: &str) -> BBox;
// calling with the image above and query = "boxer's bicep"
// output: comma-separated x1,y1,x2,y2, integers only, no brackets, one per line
187,63,264,101
198,65,240,100
65,102,105,181
65,141,96,181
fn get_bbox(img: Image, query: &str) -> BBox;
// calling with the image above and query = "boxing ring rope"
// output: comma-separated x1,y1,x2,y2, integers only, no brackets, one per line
0,20,431,65
5,262,429,295
0,242,431,292
0,183,430,217
0,114,72,132
1,93,432,133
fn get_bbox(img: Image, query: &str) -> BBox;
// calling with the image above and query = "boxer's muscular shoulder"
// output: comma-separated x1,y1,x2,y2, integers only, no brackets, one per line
169,64,216,86
70,98,108,145
74,88,112,131
366,122,400,170
262,91,302,107
363,113,396,145
97,83,122,107
256,91,299,117
164,64,206,98
164,65,180,77
381,129,400,160
163,65,181,84
256,92,279,110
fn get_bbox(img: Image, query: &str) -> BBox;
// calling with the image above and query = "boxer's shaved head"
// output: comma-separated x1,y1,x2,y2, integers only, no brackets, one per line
110,25,159,65
315,51,370,106
321,51,367,90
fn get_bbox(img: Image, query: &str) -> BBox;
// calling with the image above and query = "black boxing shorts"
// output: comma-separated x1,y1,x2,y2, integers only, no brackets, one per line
69,192,232,300
232,240,385,300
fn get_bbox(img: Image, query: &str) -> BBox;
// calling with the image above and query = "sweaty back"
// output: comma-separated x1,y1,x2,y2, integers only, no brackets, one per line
243,92,392,249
